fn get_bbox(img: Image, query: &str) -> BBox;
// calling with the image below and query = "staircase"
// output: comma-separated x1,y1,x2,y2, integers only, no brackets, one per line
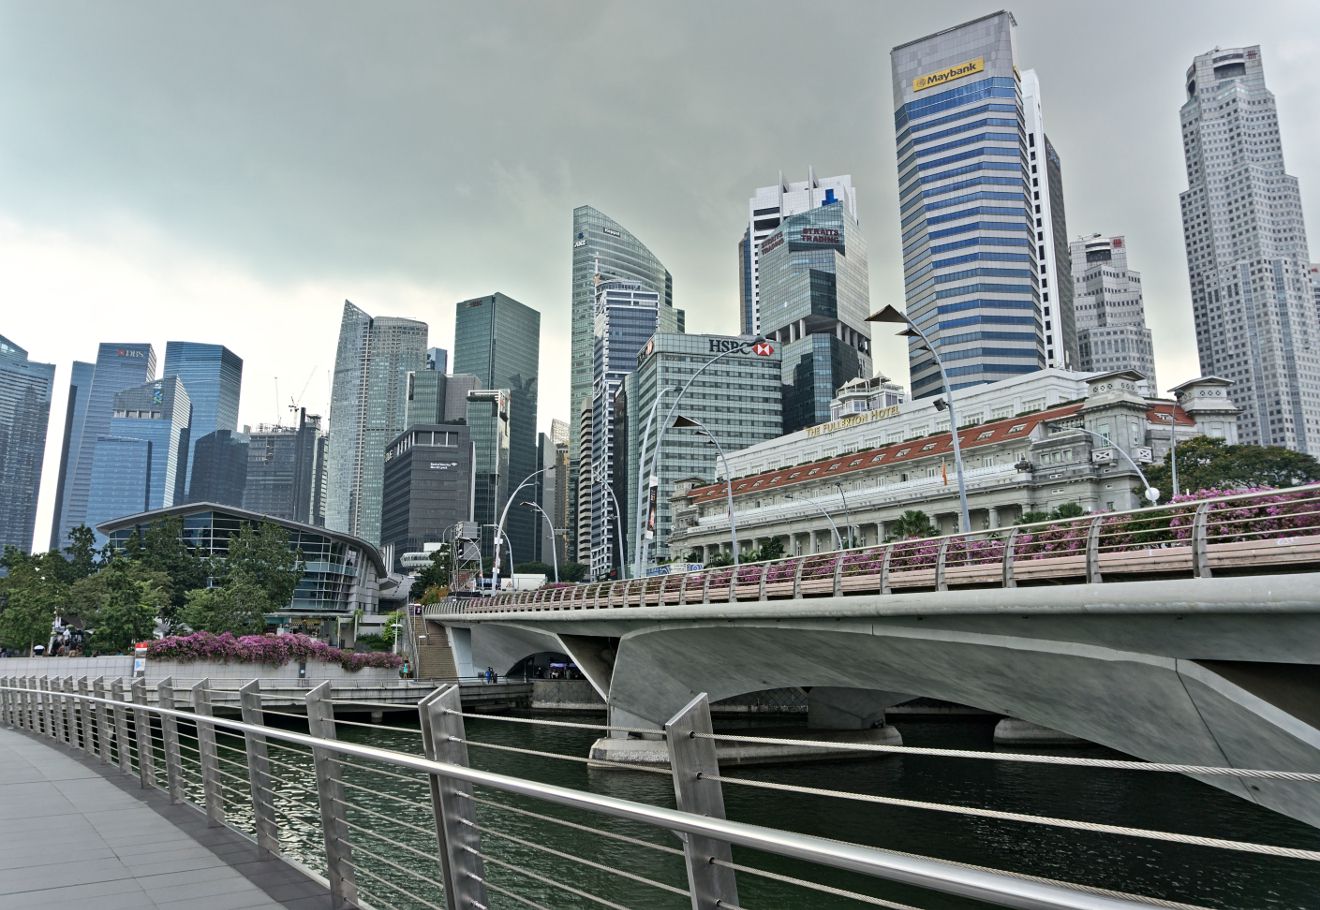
407,614,459,680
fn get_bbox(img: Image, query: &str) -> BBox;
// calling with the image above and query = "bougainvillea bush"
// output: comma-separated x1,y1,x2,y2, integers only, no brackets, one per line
147,632,402,671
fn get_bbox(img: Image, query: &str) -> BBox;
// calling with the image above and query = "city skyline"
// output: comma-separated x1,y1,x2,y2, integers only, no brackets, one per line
6,1,1320,550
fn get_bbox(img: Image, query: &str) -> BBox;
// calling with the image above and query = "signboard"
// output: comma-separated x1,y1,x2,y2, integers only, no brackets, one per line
804,404,902,439
913,57,985,92
707,339,778,357
645,475,658,539
759,231,784,256
603,227,622,238
798,227,841,246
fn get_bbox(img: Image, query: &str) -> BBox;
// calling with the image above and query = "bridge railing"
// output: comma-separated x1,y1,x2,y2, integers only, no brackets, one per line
0,677,1187,910
435,484,1320,613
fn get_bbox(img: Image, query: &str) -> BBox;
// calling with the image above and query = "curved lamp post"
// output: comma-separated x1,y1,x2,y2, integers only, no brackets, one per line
596,481,628,580
785,493,842,550
673,414,739,569
1052,424,1161,505
491,467,549,595
521,502,559,583
832,481,856,548
632,386,678,578
868,305,971,533
637,337,766,577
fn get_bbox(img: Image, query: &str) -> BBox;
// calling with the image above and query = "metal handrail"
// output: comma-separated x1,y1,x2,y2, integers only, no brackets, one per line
0,679,1155,910
433,484,1320,613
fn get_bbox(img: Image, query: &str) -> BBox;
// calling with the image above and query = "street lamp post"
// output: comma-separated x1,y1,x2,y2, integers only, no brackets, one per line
868,305,971,533
673,414,740,568
491,467,549,595
596,481,628,580
832,481,856,548
785,493,842,550
632,386,678,579
636,337,767,578
1168,390,1184,499
1051,424,1161,505
522,502,559,583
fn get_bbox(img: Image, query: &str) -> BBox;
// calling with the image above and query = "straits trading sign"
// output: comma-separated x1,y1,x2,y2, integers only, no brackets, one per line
912,57,984,92
804,405,901,438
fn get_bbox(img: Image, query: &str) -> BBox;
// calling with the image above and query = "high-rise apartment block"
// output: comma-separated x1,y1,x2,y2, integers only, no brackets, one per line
891,11,1045,399
741,170,858,335
569,206,683,556
243,409,326,525
53,343,156,548
325,301,428,544
454,293,541,568
1070,235,1157,391
758,201,873,432
162,341,242,496
1179,46,1320,451
1021,70,1076,370
0,336,55,554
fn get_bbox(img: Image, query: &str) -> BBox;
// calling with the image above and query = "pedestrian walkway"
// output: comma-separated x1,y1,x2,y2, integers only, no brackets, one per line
0,727,327,909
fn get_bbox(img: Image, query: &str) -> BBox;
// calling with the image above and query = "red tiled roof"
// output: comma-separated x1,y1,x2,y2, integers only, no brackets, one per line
1146,402,1196,427
688,402,1085,504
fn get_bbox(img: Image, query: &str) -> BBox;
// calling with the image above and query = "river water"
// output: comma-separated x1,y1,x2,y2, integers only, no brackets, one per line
256,711,1320,910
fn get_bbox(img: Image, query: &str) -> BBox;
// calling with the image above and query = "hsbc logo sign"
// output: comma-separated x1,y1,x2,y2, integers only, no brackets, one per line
707,339,775,357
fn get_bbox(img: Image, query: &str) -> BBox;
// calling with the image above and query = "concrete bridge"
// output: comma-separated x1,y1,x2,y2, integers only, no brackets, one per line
425,487,1320,827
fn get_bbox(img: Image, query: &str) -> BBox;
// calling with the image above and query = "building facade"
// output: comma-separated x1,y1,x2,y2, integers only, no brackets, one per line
758,201,873,432
53,343,156,549
569,206,683,556
381,423,473,572
620,333,784,569
243,409,326,525
0,336,55,555
465,388,512,567
99,503,388,636
1071,234,1157,392
891,11,1044,398
454,293,541,566
670,372,1239,561
187,430,249,507
49,361,95,551
325,300,428,544
1021,70,1077,370
1179,45,1320,452
548,418,570,566
162,341,242,496
85,376,191,542
742,169,859,335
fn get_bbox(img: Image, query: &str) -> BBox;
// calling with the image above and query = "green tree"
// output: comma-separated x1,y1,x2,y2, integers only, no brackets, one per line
413,544,452,599
1146,436,1320,496
557,562,589,582
750,538,785,562
180,580,269,636
0,549,66,654
887,510,936,541
125,517,208,632
78,560,168,654
222,522,304,608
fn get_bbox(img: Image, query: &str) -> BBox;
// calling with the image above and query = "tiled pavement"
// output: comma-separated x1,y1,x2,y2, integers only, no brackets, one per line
0,726,330,909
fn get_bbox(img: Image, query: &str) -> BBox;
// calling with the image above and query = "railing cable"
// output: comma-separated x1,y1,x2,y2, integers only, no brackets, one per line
462,847,634,910
463,793,683,857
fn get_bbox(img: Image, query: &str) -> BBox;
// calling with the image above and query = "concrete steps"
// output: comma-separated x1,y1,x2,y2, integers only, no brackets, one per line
410,615,459,680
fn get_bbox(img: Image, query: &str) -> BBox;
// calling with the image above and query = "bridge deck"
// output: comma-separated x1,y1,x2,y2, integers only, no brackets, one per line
0,727,326,910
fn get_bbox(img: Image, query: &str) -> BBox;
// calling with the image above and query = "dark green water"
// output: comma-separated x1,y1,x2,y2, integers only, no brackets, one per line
289,713,1320,910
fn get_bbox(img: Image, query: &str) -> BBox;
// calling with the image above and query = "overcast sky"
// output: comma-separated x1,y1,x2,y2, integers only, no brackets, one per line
6,0,1320,551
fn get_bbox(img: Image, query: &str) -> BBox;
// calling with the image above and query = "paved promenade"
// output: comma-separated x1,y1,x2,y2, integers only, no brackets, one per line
0,727,327,909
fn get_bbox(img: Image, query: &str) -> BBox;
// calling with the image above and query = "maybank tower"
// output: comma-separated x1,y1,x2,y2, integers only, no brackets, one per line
891,11,1044,399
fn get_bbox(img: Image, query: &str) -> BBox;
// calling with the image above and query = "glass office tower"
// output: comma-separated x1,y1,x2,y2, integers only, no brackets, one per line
890,11,1044,398
49,361,95,551
454,292,540,567
163,341,243,496
0,336,56,554
54,342,156,549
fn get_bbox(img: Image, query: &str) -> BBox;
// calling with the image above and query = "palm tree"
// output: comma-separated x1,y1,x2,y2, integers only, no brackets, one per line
887,510,936,541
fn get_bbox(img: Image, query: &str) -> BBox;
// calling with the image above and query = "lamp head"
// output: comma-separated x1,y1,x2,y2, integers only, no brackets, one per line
671,415,700,430
933,397,948,412
866,304,910,326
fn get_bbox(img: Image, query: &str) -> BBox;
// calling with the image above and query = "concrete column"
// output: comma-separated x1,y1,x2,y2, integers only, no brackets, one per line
987,507,1001,530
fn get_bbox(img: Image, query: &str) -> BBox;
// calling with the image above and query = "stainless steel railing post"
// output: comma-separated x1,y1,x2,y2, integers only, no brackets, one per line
306,682,358,909
132,678,156,790
238,680,281,856
1086,516,1105,585
0,677,11,728
1192,501,1213,579
93,677,113,764
418,684,488,910
77,677,93,756
61,677,76,746
192,679,226,827
111,679,133,773
665,692,739,910
24,675,36,732
157,678,185,803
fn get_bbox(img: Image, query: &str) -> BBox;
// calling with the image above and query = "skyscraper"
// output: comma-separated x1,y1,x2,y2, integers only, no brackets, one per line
188,430,249,506
86,376,191,542
570,206,683,555
589,278,659,578
1021,70,1077,370
890,11,1044,398
49,360,95,551
1070,234,1157,391
162,342,242,496
742,169,858,335
325,301,428,544
54,343,156,548
1179,46,1320,451
0,336,55,555
454,293,540,568
758,201,873,432
243,409,326,525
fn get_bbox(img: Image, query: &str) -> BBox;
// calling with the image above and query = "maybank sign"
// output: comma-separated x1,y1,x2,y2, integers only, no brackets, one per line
912,57,984,92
